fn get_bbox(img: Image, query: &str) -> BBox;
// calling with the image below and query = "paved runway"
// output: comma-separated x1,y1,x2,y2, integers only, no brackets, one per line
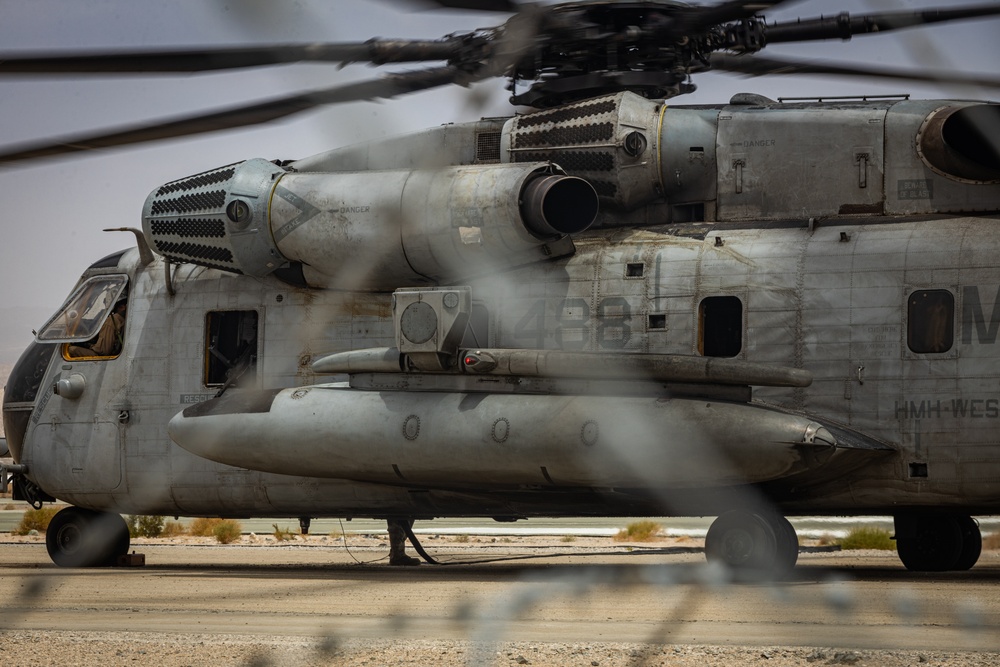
2,539,999,662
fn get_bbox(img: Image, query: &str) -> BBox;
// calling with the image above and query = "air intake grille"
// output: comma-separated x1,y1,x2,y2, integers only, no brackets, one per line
507,94,623,202
156,164,237,196
476,132,501,163
145,165,239,272
149,190,227,215
150,218,227,239
516,99,617,128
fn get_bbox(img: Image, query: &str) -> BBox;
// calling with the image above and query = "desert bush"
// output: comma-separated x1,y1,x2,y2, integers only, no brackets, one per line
839,526,896,551
614,520,663,542
213,519,242,544
188,517,224,536
162,520,186,537
14,506,60,535
272,524,296,541
560,534,577,543
126,515,165,538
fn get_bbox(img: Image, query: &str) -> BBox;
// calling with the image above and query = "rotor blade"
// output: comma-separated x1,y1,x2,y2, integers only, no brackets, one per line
0,67,481,165
710,53,1000,91
674,1,793,35
765,4,1000,43
0,40,466,74
426,0,517,10
685,0,787,31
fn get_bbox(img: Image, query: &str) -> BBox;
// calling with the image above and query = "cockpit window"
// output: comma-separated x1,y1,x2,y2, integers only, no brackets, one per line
36,275,128,344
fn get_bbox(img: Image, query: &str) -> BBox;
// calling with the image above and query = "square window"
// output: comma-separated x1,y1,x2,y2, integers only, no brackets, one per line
625,263,644,278
648,313,666,330
699,296,743,357
205,310,258,387
907,290,954,354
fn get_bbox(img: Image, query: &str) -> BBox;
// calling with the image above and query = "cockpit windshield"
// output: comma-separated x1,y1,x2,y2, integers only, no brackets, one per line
35,275,128,343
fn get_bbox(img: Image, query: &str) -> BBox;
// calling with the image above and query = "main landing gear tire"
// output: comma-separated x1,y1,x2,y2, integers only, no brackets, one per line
954,516,982,571
45,507,130,568
705,510,798,574
894,513,981,572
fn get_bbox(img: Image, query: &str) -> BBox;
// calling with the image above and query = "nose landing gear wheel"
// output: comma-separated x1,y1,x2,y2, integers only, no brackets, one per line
705,510,798,573
45,507,130,567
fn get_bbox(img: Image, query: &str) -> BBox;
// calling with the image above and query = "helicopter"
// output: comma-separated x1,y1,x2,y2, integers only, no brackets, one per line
2,0,1000,573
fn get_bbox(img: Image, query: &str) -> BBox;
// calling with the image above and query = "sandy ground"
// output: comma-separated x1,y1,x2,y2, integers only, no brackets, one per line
2,532,999,666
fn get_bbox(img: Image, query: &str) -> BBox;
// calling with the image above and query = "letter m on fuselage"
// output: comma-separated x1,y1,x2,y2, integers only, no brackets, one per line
963,286,1000,344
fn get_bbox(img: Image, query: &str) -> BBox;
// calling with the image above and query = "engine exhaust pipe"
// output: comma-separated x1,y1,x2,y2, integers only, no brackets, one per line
520,174,599,237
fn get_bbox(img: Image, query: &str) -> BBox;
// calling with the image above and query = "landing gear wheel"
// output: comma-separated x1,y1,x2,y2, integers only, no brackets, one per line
705,510,777,571
772,514,799,571
895,514,963,572
97,512,131,566
45,507,130,568
954,515,982,571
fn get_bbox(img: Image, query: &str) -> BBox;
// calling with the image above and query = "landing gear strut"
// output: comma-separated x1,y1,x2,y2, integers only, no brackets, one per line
45,507,130,567
705,510,798,573
894,513,981,571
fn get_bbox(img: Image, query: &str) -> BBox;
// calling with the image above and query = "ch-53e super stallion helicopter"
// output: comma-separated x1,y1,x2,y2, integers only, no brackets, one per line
2,0,1000,573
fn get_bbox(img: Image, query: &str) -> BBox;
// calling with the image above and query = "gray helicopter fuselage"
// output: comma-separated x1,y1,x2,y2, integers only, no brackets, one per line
4,91,1000,522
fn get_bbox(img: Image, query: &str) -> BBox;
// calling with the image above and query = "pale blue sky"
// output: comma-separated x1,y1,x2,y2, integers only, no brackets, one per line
0,0,997,324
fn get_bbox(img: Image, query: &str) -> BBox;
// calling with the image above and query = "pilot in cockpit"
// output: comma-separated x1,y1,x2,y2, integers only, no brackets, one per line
67,297,127,358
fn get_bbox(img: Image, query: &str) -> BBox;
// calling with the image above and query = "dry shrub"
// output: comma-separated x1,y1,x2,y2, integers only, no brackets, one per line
839,526,896,551
213,519,242,544
14,506,60,535
272,524,298,541
614,520,664,542
983,532,1000,551
126,515,165,538
162,520,186,537
188,517,224,536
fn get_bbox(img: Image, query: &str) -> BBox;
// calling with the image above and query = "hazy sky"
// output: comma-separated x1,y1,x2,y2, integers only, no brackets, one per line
0,0,997,323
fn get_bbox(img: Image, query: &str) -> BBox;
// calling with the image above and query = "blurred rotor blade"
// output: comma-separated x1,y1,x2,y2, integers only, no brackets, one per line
710,53,1000,91
426,0,518,9
0,40,468,74
0,66,483,164
765,4,1000,43
676,0,792,33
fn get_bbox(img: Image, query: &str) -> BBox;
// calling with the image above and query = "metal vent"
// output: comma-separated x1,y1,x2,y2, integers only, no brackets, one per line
513,123,615,149
476,132,502,163
149,190,227,216
150,218,227,239
156,164,237,196
143,158,287,276
514,151,614,172
516,98,617,128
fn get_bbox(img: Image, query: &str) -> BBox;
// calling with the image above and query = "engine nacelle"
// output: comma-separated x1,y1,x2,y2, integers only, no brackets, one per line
143,160,597,288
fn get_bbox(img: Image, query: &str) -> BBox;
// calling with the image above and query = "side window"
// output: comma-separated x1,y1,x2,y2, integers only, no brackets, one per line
699,296,743,357
205,310,258,387
460,303,490,349
907,290,954,354
35,275,130,361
